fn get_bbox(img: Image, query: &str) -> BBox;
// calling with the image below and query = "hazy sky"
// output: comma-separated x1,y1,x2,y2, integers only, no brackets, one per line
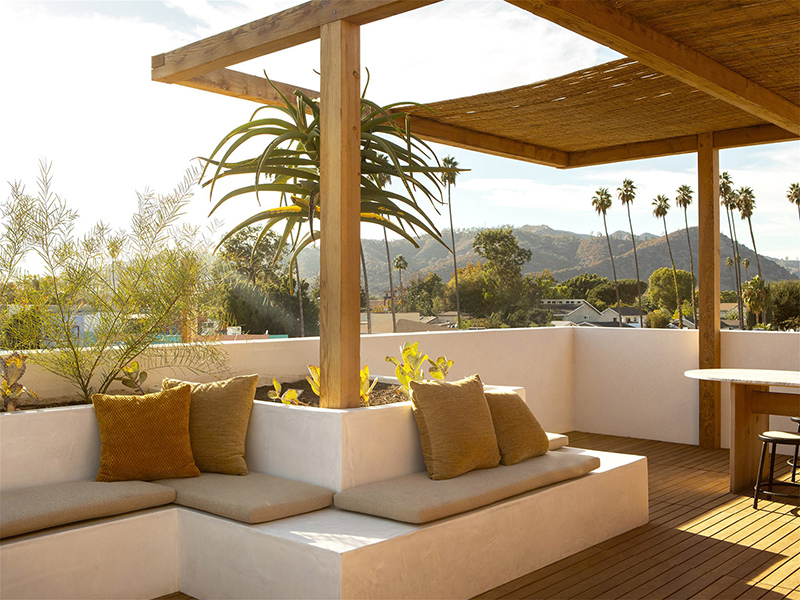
2,0,798,261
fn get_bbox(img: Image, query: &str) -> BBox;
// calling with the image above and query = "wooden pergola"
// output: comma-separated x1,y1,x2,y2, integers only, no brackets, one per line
151,0,799,449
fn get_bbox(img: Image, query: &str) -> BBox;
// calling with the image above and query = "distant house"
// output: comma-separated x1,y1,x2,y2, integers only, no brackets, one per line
577,321,635,328
600,306,646,327
361,312,460,334
543,299,603,324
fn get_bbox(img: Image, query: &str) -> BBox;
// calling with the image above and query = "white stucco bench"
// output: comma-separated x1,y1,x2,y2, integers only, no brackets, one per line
1,398,648,599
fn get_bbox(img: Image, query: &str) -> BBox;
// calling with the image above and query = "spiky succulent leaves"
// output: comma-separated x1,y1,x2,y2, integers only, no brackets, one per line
428,356,453,381
200,78,449,277
306,365,321,396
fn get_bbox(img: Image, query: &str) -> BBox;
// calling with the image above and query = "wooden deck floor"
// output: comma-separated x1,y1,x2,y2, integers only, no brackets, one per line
478,432,799,600
156,432,799,600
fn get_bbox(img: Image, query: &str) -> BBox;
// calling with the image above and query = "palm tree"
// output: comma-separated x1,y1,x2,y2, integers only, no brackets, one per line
360,244,372,334
736,186,761,279
617,178,644,327
375,168,397,332
653,195,683,329
742,257,750,279
295,262,305,337
393,254,408,307
592,187,622,327
725,256,736,294
742,275,767,326
720,172,744,329
789,183,800,221
442,156,462,328
675,184,697,328
384,230,397,332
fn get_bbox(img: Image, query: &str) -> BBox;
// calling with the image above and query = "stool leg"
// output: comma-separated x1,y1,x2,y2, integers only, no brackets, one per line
767,442,777,496
754,440,768,509
792,443,798,483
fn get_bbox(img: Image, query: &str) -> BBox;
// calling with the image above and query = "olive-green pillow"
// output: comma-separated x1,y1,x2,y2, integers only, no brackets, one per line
409,375,500,480
162,375,258,475
484,390,549,465
92,385,200,482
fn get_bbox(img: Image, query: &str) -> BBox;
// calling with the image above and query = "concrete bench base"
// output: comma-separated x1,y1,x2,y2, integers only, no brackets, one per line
181,448,647,600
1,448,647,600
0,508,178,600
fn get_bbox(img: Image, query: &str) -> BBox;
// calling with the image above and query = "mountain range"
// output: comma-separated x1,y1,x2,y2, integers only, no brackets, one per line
296,225,797,295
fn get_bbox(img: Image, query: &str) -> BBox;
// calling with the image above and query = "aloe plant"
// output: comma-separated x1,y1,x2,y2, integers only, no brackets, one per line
268,378,305,406
115,361,148,395
359,365,379,406
428,356,453,381
386,342,453,394
200,74,450,271
306,364,378,406
1,352,38,411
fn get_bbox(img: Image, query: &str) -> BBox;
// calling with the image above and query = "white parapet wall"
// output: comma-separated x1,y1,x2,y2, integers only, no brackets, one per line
572,328,700,445
10,327,797,449
572,327,800,448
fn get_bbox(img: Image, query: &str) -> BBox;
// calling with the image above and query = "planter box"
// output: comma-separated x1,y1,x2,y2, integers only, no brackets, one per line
244,379,525,492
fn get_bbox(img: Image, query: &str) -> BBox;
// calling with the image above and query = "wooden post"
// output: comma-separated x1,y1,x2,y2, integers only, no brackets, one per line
697,132,721,449
319,20,361,409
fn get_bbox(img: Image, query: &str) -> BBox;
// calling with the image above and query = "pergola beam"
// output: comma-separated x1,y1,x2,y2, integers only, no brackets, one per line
152,0,439,84
507,0,800,135
567,135,698,168
567,124,798,168
181,69,319,106
409,117,569,167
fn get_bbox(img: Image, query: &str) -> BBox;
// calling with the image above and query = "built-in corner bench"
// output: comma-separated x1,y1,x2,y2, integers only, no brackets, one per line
1,392,649,599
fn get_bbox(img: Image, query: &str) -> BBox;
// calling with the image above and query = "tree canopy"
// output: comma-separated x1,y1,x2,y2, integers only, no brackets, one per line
648,267,693,312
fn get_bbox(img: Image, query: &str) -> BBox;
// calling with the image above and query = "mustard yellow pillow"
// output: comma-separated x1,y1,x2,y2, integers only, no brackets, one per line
409,375,500,480
92,385,200,482
484,390,549,465
162,375,258,475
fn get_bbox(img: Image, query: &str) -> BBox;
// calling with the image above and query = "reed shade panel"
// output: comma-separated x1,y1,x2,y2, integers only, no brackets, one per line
403,59,767,154
612,0,800,105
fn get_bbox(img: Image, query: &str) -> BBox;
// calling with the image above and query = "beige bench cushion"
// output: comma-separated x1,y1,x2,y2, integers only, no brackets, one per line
334,450,600,524
547,432,569,450
156,472,334,524
0,480,176,539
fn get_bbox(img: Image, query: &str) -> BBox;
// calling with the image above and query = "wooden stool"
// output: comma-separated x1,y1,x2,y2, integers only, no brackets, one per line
754,430,800,509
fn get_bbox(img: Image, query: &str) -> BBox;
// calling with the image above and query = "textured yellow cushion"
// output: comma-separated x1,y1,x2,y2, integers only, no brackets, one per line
92,385,200,482
485,390,550,465
162,375,258,475
409,374,500,480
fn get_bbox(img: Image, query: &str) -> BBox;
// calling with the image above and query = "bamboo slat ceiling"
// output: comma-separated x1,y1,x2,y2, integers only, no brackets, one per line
404,58,768,155
609,0,800,105
151,0,800,166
